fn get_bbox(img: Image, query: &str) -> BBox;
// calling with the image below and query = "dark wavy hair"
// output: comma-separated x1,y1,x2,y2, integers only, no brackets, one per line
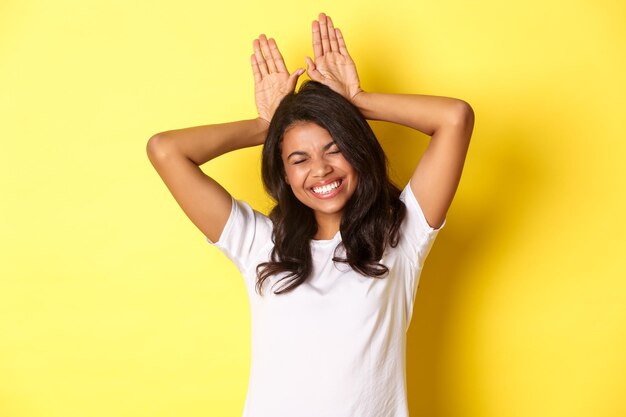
256,81,406,295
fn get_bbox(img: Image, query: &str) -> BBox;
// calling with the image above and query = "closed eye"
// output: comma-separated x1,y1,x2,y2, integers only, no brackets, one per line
327,147,342,155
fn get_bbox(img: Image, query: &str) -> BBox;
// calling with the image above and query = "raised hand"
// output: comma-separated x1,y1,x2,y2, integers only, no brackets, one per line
251,35,304,124
305,13,363,103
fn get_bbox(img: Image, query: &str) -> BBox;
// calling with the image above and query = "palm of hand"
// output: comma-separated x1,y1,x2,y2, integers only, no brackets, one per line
251,35,303,123
312,52,361,100
254,72,292,123
306,13,363,103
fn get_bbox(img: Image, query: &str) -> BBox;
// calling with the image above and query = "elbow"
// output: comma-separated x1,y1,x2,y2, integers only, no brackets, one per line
146,133,175,162
452,100,474,126
448,100,475,138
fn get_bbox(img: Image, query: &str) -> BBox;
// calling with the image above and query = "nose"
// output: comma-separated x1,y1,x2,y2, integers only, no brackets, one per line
311,157,332,178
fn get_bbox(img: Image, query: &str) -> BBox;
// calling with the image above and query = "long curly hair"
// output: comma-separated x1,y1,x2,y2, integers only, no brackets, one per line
256,81,406,295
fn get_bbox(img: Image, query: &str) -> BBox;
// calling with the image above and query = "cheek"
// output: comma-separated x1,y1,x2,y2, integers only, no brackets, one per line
283,166,300,187
349,175,359,194
343,162,359,190
339,158,357,177
281,160,292,184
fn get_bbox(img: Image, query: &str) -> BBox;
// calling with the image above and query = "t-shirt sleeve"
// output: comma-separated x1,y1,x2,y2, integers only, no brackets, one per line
397,182,445,268
205,197,273,277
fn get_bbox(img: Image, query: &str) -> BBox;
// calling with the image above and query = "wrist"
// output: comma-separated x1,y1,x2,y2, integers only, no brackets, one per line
350,90,370,116
256,116,271,128
252,117,270,146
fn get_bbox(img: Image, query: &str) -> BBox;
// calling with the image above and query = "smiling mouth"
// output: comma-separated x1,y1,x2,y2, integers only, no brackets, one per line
311,179,343,195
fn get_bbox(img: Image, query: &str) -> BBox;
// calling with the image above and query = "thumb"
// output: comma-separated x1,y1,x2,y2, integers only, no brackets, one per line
287,67,305,89
305,56,322,82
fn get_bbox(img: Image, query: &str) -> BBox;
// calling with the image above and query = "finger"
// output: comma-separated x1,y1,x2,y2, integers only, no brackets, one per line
312,20,323,59
253,38,269,75
251,54,262,83
268,38,288,73
335,28,351,57
327,15,339,52
318,12,331,54
305,56,322,82
259,34,277,73
287,67,305,90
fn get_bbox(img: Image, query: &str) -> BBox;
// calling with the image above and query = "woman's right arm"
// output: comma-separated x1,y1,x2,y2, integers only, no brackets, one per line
146,34,303,243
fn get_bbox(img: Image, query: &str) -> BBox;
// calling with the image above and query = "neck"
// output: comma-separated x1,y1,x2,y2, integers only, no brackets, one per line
313,212,341,240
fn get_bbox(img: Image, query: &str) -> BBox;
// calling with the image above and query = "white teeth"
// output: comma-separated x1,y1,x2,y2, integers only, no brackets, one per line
312,180,341,194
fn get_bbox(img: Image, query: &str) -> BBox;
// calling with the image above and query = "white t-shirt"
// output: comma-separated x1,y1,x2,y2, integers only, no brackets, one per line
207,182,444,417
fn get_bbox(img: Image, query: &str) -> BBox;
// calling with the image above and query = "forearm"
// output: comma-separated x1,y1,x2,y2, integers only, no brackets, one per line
352,91,470,136
147,117,269,166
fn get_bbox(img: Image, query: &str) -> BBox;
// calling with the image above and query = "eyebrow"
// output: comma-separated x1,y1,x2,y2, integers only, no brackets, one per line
287,141,337,160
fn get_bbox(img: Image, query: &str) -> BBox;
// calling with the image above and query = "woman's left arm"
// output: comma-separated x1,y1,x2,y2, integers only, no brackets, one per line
353,92,474,229
306,13,474,229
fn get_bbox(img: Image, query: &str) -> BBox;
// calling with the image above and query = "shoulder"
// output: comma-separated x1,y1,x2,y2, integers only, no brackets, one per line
206,197,274,274
207,198,272,244
395,182,445,266
399,183,444,231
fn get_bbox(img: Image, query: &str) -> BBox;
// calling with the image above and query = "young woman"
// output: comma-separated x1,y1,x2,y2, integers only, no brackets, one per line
147,13,474,417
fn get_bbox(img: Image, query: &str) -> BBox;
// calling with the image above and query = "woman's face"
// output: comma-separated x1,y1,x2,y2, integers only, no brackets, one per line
280,122,358,224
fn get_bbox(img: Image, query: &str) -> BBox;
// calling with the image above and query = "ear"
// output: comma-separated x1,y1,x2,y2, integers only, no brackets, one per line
284,175,290,185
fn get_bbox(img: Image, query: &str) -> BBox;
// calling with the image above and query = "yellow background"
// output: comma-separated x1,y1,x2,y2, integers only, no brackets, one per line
1,0,625,416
